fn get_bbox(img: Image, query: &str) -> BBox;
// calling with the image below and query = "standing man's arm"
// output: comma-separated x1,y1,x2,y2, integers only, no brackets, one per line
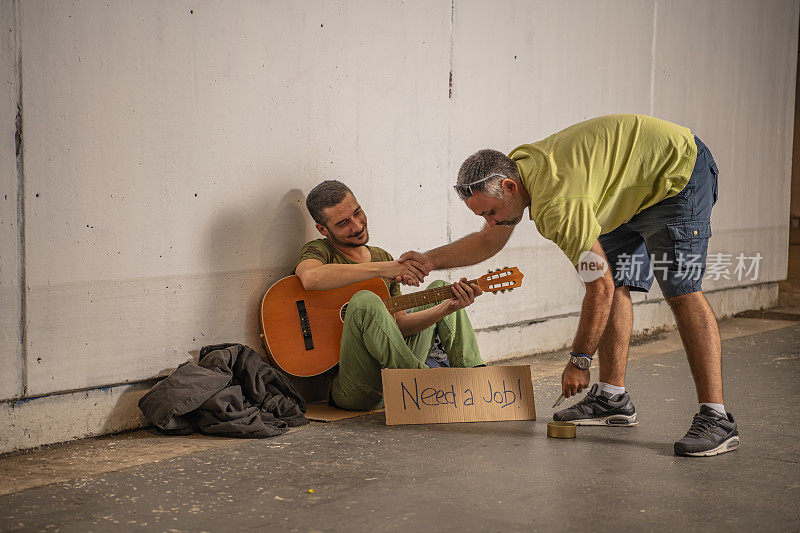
561,239,616,397
399,224,514,276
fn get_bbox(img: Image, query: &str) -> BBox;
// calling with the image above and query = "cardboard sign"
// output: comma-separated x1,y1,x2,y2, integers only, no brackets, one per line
381,366,536,425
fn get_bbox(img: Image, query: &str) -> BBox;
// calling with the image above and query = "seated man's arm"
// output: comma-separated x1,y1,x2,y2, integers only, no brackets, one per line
295,258,420,291
394,279,481,337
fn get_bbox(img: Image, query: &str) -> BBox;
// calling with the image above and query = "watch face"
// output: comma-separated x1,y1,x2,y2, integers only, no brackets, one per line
571,356,590,370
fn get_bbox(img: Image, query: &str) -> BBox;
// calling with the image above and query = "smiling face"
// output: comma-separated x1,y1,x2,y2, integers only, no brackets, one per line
317,192,369,248
463,180,528,227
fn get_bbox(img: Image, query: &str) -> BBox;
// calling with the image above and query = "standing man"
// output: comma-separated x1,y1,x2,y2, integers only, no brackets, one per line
293,180,486,411
400,114,739,457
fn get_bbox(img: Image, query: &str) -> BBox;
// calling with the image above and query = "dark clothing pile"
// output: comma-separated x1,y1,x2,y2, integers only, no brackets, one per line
138,343,308,438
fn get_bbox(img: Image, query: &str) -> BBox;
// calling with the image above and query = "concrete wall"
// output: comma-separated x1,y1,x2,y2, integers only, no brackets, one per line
1,0,797,453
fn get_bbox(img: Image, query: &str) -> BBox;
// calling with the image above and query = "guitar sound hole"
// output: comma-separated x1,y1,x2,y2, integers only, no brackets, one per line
339,303,348,322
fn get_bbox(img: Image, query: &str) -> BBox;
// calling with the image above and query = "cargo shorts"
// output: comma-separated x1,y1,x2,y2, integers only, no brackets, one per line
599,136,719,298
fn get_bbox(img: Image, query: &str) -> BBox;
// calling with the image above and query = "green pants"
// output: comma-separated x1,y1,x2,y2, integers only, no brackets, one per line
331,280,485,411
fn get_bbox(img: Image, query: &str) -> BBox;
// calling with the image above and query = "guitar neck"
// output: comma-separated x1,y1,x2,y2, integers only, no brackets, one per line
382,279,478,314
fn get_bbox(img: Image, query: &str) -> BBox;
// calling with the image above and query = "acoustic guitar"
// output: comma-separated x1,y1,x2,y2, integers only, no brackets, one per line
260,267,523,377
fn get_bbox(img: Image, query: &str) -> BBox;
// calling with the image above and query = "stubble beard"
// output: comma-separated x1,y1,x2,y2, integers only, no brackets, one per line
496,196,527,226
331,227,369,248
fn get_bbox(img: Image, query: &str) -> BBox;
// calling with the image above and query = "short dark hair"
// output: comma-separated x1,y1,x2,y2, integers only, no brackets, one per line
456,149,519,200
305,180,353,224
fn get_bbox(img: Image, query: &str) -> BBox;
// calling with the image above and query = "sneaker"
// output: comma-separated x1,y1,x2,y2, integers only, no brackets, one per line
673,406,740,457
553,383,638,426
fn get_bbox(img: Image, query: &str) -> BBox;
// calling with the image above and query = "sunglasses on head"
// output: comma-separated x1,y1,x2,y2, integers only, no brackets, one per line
453,173,508,198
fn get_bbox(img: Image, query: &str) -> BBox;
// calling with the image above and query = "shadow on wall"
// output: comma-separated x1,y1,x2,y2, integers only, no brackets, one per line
99,188,313,437
204,186,327,403
101,380,158,435
258,188,329,402
106,186,326,431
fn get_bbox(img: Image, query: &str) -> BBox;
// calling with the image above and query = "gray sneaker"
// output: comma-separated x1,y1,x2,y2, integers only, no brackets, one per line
673,406,740,457
553,383,638,426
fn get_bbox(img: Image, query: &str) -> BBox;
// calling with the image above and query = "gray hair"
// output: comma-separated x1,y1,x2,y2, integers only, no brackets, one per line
455,149,519,200
305,180,353,224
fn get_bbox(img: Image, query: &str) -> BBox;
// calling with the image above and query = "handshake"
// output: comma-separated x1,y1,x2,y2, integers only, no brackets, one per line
385,250,433,287
383,251,482,310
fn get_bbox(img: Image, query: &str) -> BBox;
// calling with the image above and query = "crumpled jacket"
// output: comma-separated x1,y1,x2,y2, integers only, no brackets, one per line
138,343,308,438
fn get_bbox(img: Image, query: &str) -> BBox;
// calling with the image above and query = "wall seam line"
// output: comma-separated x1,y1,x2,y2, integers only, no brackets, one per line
0,282,778,405
446,0,456,246
473,280,778,333
0,281,779,406
648,0,658,117
13,0,27,400
790,2,800,185
1,376,162,405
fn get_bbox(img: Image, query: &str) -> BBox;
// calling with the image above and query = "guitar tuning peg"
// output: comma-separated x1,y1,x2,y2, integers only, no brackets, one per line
504,266,509,269
501,289,506,293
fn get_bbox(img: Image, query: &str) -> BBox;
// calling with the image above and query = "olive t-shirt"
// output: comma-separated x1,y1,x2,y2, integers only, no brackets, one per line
293,238,401,297
509,114,698,264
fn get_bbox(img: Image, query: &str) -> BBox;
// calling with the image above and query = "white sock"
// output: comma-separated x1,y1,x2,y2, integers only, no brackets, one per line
701,402,726,416
598,382,625,397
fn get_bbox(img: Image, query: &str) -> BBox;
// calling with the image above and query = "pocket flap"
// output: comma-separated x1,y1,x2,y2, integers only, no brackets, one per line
667,221,712,240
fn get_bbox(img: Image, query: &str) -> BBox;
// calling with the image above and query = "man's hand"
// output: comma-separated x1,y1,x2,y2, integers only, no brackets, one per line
382,261,425,287
444,278,482,313
561,361,590,398
398,250,434,281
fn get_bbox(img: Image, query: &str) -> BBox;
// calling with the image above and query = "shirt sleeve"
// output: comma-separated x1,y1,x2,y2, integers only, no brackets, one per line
535,198,602,265
292,241,333,273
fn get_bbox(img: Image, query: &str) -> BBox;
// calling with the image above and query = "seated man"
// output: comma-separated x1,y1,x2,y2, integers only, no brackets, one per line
293,180,486,411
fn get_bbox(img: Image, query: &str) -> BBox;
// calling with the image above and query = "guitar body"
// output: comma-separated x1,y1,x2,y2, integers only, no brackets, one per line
260,276,391,377
260,266,523,378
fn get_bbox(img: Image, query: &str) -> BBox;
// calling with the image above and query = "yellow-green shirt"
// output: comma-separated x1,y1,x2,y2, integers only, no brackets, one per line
293,238,401,297
509,114,698,264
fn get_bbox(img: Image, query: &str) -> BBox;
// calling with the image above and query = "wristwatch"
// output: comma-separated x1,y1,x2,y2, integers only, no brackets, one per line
569,352,593,370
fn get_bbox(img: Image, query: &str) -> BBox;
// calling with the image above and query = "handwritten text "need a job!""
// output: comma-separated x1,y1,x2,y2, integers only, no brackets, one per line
400,378,524,410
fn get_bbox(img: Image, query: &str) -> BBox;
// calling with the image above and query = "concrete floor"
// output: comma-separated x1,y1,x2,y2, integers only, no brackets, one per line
1,317,799,532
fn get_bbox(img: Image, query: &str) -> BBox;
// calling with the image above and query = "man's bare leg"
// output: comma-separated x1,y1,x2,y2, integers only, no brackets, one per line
597,286,633,387
666,291,723,404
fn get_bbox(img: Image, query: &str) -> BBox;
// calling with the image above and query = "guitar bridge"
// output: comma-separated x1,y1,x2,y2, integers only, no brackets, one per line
296,300,314,351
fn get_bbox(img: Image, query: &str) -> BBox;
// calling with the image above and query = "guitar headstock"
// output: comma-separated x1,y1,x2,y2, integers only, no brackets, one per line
476,266,524,293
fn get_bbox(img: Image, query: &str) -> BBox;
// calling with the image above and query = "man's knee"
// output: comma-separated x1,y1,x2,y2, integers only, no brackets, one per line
426,279,448,289
349,290,384,310
666,290,704,310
